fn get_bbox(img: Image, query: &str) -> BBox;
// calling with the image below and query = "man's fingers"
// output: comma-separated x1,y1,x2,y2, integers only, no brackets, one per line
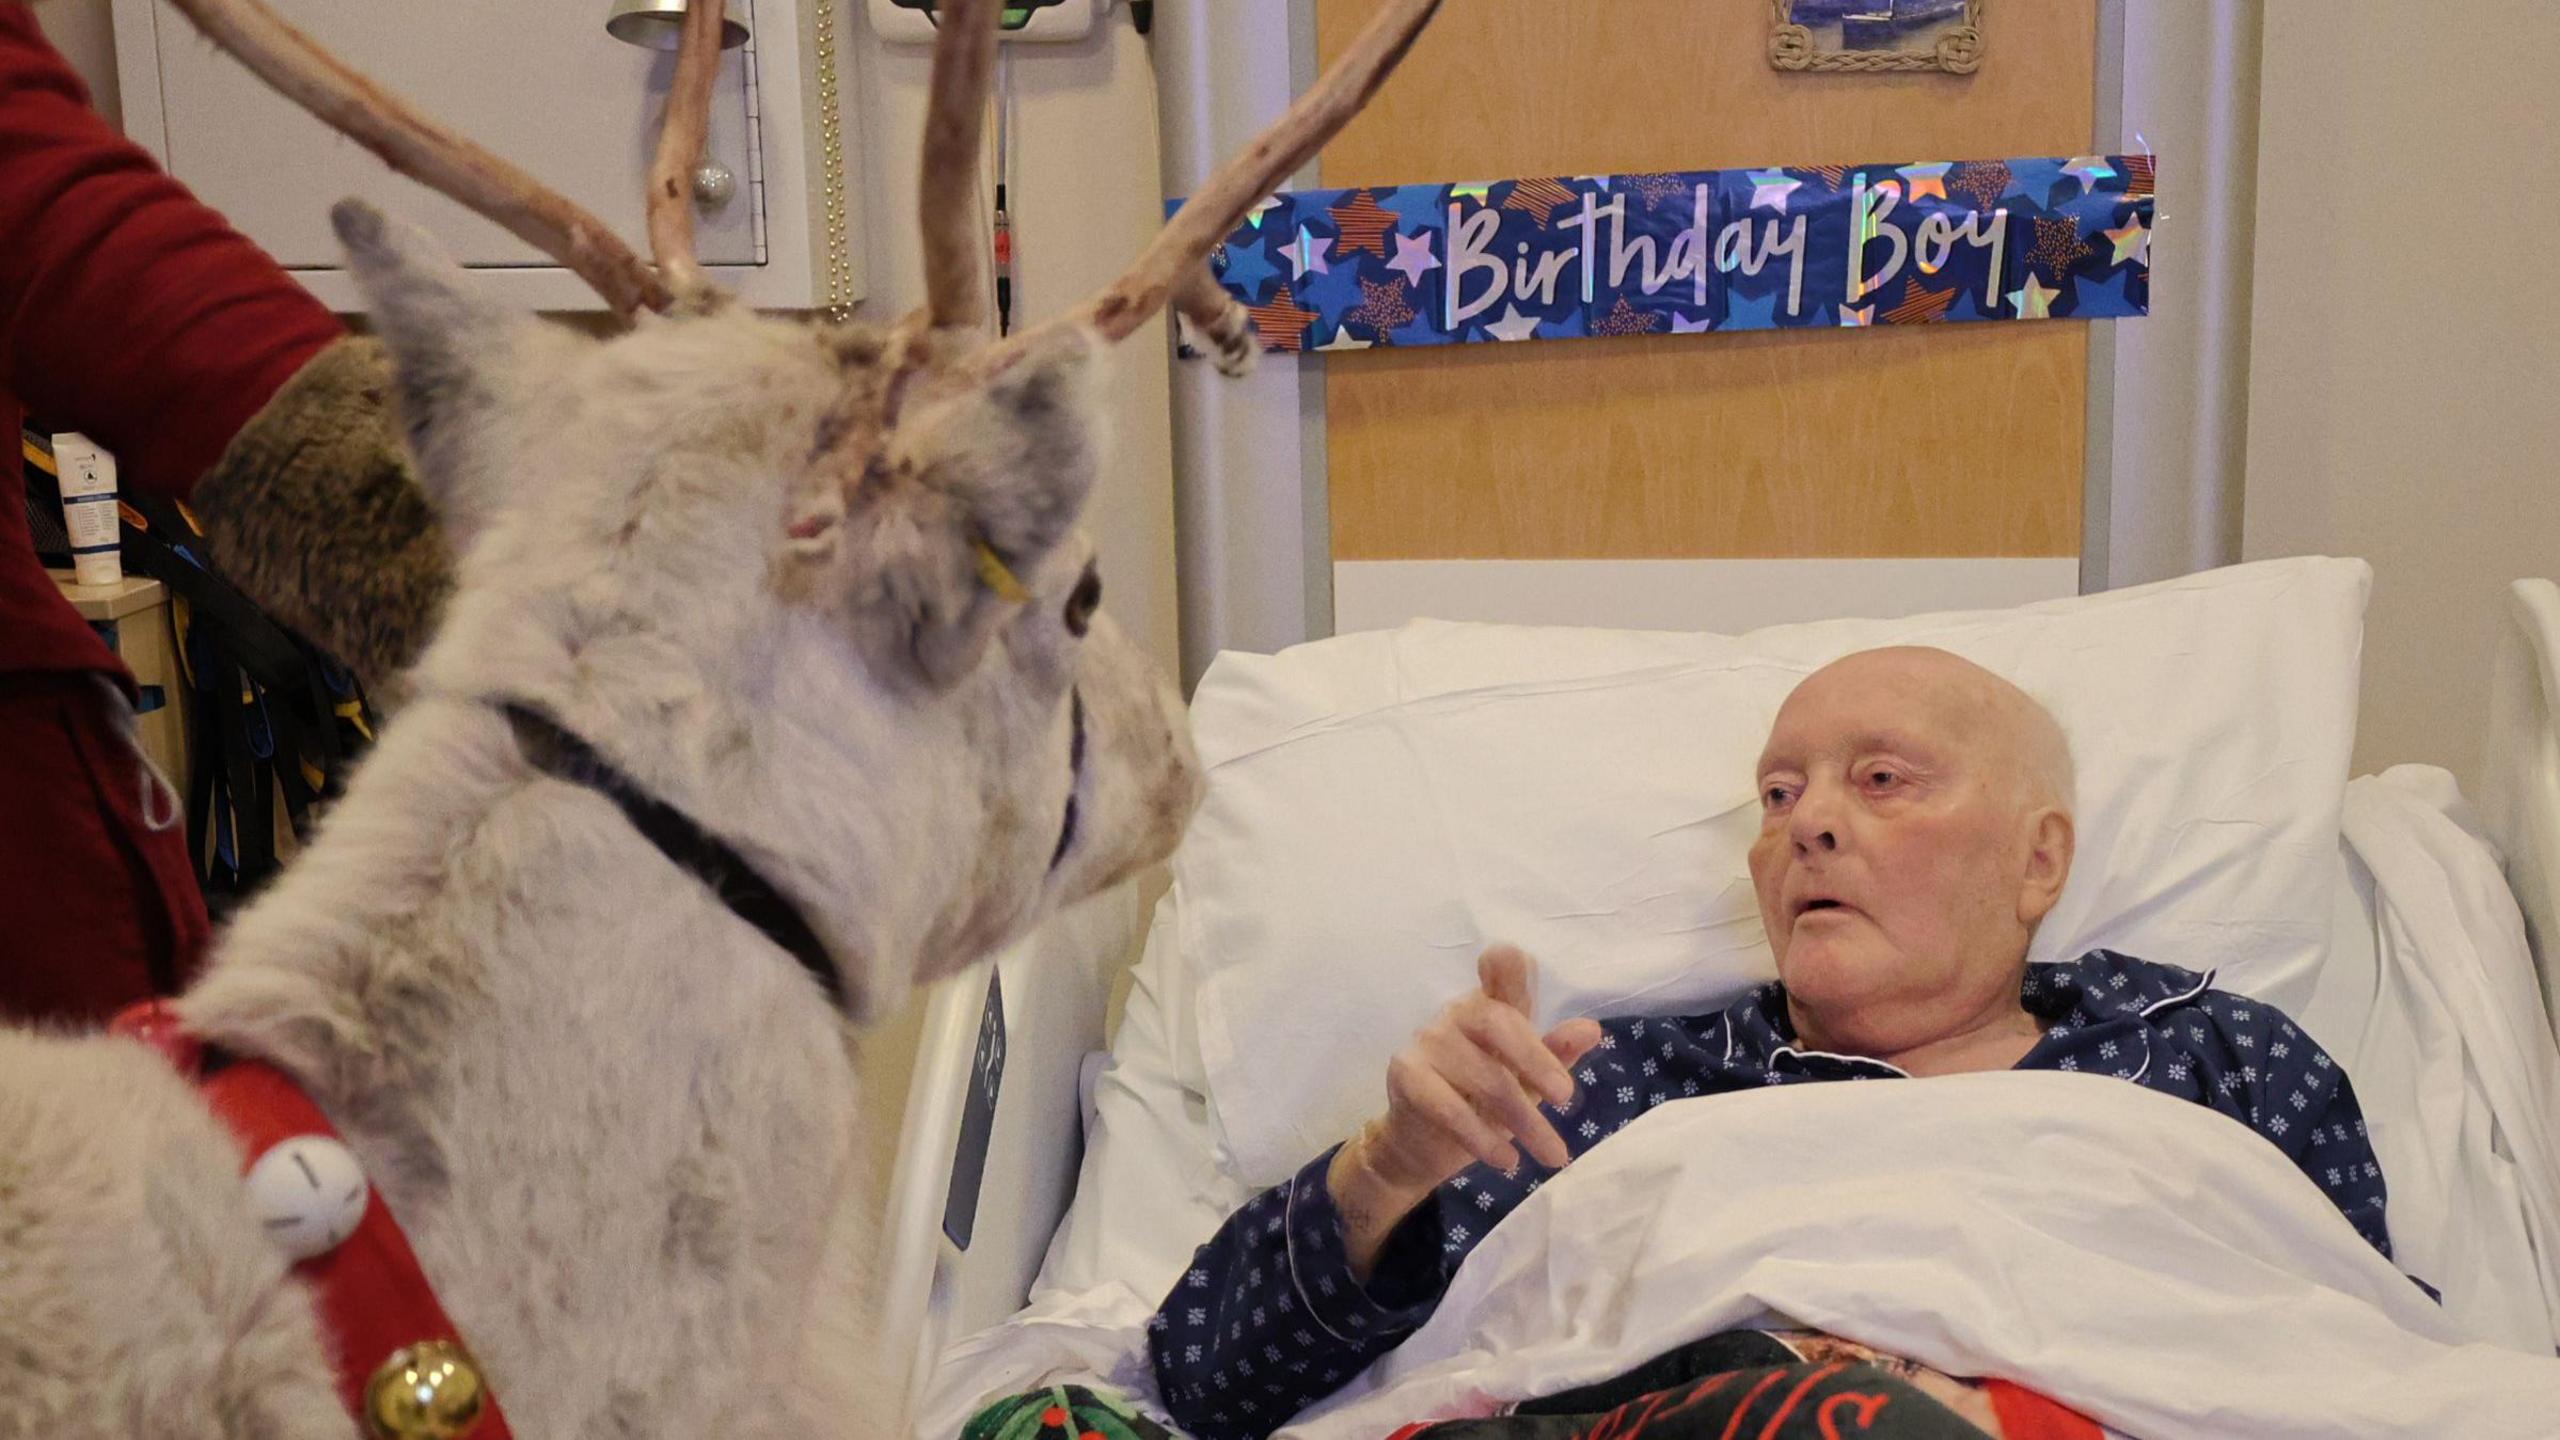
1545,1017,1605,1068
1387,1054,1517,1172
1508,1105,1573,1170
1456,1002,1577,1108
1477,944,1534,1015
1424,1026,1568,1167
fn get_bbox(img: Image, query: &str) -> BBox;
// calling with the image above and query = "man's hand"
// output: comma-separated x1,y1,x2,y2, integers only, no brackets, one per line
1327,945,1605,1280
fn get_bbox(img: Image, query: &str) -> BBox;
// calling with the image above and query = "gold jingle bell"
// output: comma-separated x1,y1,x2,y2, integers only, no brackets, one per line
364,1339,489,1440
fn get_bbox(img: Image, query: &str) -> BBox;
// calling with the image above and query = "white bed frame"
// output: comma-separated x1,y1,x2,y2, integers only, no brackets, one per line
879,578,2560,1432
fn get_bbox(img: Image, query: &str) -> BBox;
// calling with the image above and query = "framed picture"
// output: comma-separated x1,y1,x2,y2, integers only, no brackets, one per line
1770,0,1985,75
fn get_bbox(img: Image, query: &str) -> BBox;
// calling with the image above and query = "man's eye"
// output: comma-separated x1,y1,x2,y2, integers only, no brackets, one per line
1865,769,1901,789
1762,784,1795,808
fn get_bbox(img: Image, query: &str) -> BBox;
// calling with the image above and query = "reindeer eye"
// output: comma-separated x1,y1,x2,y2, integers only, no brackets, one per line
1064,562,1102,638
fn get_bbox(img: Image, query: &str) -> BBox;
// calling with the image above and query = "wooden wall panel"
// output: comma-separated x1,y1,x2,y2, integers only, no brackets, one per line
1317,0,2098,562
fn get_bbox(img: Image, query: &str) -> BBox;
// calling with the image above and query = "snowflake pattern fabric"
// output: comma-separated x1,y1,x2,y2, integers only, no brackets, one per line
1147,952,2396,1440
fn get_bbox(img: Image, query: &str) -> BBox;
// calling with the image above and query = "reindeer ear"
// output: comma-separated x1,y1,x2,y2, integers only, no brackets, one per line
849,330,1102,687
894,329,1101,564
332,199,538,535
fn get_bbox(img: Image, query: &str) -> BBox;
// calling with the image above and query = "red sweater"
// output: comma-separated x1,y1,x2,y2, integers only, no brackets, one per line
1,5,342,1026
1,2,341,685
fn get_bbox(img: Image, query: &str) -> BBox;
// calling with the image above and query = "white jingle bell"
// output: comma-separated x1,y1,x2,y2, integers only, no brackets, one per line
244,1135,371,1262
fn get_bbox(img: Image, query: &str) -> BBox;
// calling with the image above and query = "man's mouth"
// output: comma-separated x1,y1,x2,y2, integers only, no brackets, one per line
1792,895,1854,921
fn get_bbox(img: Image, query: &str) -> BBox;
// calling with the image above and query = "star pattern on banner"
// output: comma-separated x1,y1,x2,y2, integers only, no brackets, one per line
1591,298,1663,337
1746,169,1803,213
2003,157,2068,205
1300,256,1366,321
1244,196,1283,229
1626,173,1692,210
2123,154,2158,200
1500,176,1577,226
1344,277,1416,335
1386,230,1441,288
2027,216,2093,277
1377,185,1445,230
2103,215,2151,266
1950,160,2012,209
1328,190,1397,259
1185,153,2152,356
1247,284,1318,351
2009,273,2061,320
1885,284,1958,324
1727,288,1784,331
1388,312,1441,348
1279,227,1332,279
2063,156,2120,190
2078,267,2139,315
1218,237,1280,300
1898,162,1953,202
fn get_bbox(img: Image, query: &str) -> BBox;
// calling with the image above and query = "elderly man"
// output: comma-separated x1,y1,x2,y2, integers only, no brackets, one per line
1148,646,2394,1440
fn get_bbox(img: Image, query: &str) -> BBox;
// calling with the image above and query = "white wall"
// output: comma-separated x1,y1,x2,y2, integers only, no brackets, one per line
30,0,120,121
2241,0,2560,788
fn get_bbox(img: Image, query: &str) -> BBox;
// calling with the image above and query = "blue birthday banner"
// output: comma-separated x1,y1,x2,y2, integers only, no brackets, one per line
1180,154,2153,353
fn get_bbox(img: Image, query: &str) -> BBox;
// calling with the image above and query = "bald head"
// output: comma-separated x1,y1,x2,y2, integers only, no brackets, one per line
1783,648,2076,817
1746,646,2080,1067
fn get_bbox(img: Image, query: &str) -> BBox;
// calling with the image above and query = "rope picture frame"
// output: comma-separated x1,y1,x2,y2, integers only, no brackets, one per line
1769,0,1986,75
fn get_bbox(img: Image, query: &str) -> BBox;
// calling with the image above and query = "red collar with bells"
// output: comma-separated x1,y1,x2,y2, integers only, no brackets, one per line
112,1002,516,1440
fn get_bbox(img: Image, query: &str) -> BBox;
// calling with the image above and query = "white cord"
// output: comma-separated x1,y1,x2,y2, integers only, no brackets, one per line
89,673,184,833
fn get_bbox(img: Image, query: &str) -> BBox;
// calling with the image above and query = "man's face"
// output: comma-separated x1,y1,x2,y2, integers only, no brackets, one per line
1746,649,2063,1054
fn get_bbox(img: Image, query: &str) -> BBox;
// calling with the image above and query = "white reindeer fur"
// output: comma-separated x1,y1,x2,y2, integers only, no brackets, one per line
0,204,1202,1439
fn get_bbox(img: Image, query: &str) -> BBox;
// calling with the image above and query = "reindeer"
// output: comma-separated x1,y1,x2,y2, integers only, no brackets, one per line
0,0,1443,1436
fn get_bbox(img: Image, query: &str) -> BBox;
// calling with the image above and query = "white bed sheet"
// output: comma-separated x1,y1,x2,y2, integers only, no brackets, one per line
928,772,2560,1433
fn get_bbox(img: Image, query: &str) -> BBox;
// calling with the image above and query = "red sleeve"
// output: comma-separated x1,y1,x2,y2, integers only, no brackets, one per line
0,4,343,500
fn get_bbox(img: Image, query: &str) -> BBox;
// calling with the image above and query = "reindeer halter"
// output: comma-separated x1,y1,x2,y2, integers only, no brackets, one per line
501,702,852,1012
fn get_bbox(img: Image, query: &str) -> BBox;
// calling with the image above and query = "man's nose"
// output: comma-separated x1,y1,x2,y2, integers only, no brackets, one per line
1790,779,1844,854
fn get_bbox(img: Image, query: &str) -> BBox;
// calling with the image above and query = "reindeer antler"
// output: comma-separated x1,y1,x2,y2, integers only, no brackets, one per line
646,0,729,299
917,0,1005,332
970,0,1445,377
895,0,1439,373
162,0,731,317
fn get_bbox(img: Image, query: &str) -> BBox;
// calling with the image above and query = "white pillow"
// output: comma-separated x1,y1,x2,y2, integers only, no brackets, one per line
1175,557,2372,1186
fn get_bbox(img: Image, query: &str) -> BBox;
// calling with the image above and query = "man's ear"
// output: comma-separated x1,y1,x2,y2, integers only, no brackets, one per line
332,199,543,541
835,331,1101,688
2017,807,2076,927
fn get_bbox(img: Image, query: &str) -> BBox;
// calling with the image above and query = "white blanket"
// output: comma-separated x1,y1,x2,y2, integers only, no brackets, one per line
925,1073,2560,1439
2337,768,2560,1349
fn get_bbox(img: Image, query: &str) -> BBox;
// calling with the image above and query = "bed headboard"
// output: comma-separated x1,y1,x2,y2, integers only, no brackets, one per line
2480,578,2560,1038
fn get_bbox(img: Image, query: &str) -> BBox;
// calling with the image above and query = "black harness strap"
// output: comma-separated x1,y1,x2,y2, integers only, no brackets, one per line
500,702,849,1012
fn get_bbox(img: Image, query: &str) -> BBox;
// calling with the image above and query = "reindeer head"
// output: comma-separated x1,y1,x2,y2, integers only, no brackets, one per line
166,0,1443,1017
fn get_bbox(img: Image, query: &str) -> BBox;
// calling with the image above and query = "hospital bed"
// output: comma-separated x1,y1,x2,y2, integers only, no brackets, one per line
879,567,2560,1436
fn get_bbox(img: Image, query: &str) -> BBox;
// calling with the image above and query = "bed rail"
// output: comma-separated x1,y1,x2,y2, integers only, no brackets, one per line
2480,578,2560,1042
880,884,1149,1434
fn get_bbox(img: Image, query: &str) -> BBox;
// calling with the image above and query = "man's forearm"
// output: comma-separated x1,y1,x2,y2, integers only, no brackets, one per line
1325,1123,1438,1281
